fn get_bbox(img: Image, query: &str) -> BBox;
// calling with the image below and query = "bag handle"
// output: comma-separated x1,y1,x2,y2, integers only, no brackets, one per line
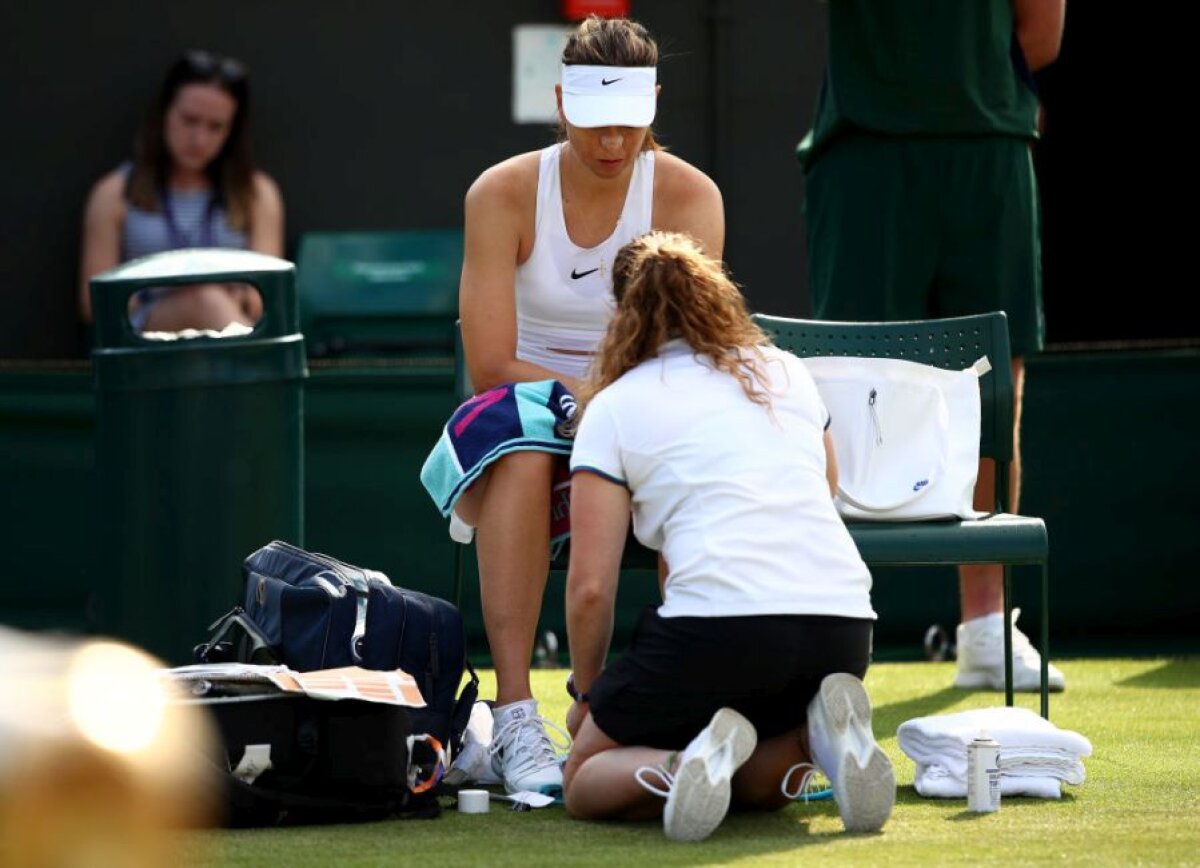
194,606,280,665
835,462,942,513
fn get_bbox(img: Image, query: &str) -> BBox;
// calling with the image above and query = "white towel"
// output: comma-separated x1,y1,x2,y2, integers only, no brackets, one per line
898,706,1092,800
913,762,1063,799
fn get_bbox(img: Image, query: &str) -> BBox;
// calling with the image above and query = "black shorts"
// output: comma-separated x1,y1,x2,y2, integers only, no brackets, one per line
588,606,874,750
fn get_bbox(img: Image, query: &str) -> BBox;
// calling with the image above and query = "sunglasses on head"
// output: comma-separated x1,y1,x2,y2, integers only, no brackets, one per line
183,49,247,83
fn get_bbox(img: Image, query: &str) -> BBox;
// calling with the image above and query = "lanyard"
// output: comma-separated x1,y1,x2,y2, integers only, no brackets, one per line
160,187,218,249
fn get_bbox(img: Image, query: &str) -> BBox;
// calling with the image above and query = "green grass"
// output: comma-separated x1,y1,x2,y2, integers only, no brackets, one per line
182,659,1200,867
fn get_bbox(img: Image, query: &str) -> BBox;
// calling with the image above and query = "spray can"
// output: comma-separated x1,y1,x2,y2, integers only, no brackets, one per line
967,733,1001,812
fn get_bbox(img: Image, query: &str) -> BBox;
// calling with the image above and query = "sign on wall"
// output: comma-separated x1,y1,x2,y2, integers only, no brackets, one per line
512,24,573,124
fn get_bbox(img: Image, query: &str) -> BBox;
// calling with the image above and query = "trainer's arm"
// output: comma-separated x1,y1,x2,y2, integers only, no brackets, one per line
566,471,631,710
460,163,585,394
824,428,839,499
1013,0,1066,71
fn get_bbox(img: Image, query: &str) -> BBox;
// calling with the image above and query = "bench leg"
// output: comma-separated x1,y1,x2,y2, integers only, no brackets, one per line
1003,565,1014,708
1040,561,1050,719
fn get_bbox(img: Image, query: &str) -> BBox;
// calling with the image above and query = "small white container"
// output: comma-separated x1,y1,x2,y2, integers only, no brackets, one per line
967,733,1002,812
458,789,490,814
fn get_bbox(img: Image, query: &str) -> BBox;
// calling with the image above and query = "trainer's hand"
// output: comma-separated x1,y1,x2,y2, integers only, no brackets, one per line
566,699,589,739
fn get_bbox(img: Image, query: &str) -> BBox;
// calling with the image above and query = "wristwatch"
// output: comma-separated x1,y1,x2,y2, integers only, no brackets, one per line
565,672,589,703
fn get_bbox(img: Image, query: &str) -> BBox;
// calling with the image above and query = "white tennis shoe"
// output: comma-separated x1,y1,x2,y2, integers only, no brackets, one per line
805,673,895,833
636,708,758,842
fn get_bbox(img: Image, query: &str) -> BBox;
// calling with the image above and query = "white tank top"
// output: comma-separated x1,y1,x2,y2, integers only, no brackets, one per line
515,143,655,380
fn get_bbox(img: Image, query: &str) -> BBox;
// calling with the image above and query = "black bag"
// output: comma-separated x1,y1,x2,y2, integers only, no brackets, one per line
182,678,439,826
196,540,478,760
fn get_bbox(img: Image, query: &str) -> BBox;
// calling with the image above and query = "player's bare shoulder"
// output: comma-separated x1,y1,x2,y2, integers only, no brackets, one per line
651,151,724,255
653,152,721,218
465,150,543,215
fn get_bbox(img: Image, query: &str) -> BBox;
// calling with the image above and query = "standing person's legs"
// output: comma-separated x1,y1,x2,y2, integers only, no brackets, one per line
455,450,566,793
960,357,1025,620
935,137,1063,691
806,135,939,324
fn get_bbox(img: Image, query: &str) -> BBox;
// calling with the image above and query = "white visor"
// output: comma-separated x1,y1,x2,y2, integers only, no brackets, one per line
561,64,657,128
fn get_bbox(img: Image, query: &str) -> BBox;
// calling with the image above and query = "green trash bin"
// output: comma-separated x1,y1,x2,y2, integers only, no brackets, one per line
90,249,307,664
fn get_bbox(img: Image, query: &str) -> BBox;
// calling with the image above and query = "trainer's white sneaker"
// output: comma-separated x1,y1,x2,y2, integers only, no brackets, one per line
954,608,1066,692
488,699,569,797
636,708,758,843
806,673,895,833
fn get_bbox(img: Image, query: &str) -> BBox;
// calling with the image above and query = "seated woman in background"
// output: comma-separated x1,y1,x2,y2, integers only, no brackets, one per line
79,50,283,332
562,232,894,841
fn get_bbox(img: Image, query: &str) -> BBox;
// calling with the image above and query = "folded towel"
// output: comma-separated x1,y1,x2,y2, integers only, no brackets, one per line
898,706,1092,800
899,706,1093,760
420,380,576,550
913,762,1063,799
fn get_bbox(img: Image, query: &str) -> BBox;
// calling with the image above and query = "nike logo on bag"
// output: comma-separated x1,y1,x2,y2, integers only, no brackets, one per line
571,267,599,280
601,77,621,86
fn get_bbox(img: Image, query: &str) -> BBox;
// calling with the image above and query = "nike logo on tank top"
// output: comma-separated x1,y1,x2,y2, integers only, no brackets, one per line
515,143,655,380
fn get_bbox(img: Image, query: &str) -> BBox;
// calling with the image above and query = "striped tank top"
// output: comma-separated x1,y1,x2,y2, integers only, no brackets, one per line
119,164,247,261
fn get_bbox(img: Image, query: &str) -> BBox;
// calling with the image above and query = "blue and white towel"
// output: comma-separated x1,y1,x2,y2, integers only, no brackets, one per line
420,379,576,522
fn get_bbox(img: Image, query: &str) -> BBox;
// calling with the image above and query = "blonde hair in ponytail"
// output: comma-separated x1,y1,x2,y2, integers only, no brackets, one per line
576,231,773,420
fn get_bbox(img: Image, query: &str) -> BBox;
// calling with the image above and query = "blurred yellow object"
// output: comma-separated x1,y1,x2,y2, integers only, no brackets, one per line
0,627,218,868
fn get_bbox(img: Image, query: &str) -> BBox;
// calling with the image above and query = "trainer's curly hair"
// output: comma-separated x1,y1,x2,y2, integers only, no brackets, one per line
575,231,773,421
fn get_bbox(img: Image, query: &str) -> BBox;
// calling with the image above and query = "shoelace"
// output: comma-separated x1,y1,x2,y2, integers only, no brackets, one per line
781,762,816,800
634,763,674,799
488,714,571,776
780,762,834,802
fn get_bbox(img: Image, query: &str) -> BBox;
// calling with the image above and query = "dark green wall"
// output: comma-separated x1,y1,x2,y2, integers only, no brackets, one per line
0,1,816,358
3,3,1189,358
3,349,1197,659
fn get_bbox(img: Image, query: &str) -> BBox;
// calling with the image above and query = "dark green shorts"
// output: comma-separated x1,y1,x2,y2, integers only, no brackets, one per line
806,134,1044,357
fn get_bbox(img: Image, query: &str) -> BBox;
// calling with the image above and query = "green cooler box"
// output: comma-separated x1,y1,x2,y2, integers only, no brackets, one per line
296,230,462,357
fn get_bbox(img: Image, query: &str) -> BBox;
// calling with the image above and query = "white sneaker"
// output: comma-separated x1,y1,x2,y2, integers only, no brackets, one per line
806,673,895,833
954,608,1066,692
488,699,569,796
635,708,757,843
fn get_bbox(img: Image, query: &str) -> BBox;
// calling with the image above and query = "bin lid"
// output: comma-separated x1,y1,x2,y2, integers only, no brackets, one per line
93,249,292,285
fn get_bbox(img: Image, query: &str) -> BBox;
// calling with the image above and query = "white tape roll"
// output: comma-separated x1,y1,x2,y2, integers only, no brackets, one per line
458,789,490,814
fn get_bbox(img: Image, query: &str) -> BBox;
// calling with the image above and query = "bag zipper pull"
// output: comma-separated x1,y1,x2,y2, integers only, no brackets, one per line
868,388,883,445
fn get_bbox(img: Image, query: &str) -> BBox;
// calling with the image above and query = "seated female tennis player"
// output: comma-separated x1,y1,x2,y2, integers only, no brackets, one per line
560,231,895,840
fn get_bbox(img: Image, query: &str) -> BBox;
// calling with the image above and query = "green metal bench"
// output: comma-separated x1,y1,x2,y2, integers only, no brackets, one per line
753,311,1051,717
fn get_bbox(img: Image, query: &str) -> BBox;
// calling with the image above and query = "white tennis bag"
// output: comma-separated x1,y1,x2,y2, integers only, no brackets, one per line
803,355,993,521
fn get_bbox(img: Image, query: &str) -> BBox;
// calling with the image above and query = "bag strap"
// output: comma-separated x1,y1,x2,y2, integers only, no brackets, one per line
193,606,280,665
836,466,941,513
447,660,481,760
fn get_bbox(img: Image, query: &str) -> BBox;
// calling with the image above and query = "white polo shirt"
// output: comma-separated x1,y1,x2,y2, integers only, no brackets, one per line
570,339,875,620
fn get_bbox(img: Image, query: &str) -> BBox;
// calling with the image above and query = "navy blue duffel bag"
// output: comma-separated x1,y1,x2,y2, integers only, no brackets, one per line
199,540,478,760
